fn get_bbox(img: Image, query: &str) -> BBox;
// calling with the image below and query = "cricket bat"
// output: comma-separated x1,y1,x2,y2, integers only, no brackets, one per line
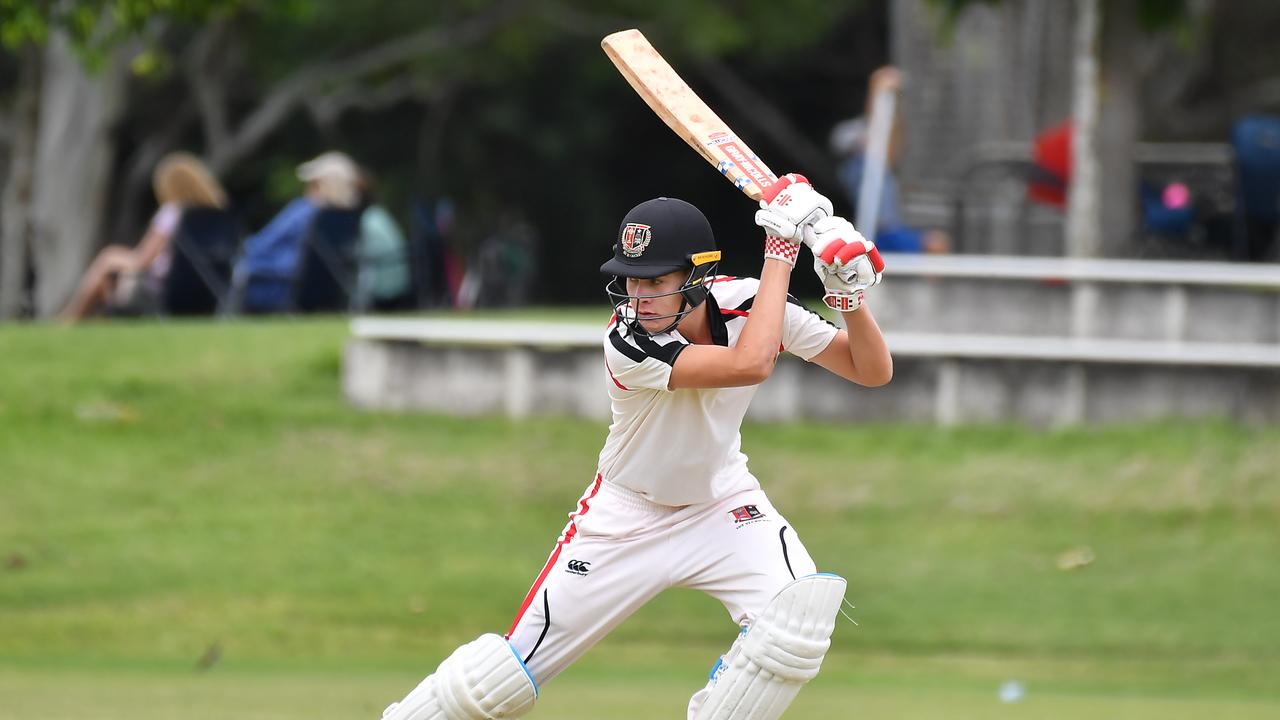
601,29,778,202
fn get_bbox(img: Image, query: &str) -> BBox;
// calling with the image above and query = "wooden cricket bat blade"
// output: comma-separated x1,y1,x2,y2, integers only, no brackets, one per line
601,29,778,202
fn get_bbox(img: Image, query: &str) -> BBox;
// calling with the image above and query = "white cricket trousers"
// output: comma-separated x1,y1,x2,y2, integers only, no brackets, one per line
505,474,818,686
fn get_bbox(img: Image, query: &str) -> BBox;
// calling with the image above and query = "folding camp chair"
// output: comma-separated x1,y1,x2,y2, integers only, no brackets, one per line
291,207,366,313
163,207,241,316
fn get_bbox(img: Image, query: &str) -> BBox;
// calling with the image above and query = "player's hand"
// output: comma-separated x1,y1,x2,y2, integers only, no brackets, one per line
869,66,903,94
807,216,884,311
754,173,833,245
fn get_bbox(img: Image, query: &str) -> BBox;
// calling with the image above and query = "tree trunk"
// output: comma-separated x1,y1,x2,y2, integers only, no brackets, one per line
28,33,130,317
1097,0,1140,256
1066,0,1102,257
0,44,42,319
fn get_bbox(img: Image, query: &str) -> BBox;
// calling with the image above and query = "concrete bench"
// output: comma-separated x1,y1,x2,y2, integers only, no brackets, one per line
344,317,1280,426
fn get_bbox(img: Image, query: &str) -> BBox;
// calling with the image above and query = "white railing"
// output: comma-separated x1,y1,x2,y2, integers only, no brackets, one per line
881,253,1280,289
351,318,1280,369
879,252,1280,343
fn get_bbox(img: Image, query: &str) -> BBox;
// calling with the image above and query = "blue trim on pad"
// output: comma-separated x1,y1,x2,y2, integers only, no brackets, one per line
506,640,539,697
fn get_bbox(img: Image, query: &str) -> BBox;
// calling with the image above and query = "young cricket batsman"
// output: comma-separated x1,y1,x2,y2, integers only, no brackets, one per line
382,175,891,720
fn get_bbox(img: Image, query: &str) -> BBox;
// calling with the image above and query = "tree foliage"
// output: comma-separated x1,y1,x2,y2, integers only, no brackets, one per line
2,0,880,310
0,0,243,61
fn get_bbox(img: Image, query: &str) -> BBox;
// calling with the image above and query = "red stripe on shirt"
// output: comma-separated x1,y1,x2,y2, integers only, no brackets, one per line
720,309,749,317
604,358,630,390
506,474,604,636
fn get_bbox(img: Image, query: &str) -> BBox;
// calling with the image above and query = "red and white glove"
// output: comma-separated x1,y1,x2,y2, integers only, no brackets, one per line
755,173,833,266
806,216,885,311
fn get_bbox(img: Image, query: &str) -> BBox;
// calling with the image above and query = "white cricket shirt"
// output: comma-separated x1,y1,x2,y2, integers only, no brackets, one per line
596,276,839,506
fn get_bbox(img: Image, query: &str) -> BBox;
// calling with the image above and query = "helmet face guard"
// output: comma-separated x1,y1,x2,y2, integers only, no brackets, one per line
606,251,720,336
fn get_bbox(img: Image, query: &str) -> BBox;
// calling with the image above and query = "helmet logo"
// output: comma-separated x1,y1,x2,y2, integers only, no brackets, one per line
620,223,653,258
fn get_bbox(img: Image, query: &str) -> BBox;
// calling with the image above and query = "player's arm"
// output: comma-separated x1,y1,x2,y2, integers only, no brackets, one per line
809,309,892,387
669,175,831,390
668,257,794,389
805,216,893,387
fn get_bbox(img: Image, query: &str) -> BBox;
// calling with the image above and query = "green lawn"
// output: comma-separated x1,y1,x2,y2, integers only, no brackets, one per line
2,317,1278,718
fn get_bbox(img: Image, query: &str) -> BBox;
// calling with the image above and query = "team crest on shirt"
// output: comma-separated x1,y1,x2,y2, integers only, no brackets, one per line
729,505,766,527
620,223,652,258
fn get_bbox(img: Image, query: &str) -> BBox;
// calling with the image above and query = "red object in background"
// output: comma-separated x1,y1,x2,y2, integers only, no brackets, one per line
1029,120,1072,208
444,247,464,306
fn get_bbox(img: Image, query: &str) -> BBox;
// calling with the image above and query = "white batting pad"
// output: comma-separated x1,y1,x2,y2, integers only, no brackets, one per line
691,574,847,720
382,633,538,720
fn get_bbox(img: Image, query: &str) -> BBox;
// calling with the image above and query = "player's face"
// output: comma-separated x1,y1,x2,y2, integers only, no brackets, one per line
626,270,686,333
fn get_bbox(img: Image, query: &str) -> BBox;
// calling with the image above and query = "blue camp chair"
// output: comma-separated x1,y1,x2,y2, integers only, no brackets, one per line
164,207,241,315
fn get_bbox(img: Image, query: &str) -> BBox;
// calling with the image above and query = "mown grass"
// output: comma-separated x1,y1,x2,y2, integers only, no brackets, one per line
1,316,1278,718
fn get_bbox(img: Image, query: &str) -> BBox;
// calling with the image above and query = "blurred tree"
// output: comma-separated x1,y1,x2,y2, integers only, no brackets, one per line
0,0,239,60
0,0,876,317
0,0,242,318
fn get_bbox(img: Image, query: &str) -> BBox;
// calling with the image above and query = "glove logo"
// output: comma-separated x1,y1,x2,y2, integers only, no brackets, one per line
620,223,653,258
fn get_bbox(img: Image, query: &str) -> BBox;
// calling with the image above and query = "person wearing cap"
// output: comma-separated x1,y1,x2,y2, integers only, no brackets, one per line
232,151,362,313
381,177,892,720
831,66,949,254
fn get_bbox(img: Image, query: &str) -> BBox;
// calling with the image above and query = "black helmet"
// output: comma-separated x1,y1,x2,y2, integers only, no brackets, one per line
602,198,721,335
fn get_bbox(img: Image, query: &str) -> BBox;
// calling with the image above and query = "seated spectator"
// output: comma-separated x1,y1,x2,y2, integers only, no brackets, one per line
59,152,227,321
410,196,461,308
233,151,361,313
356,171,411,310
1232,114,1280,260
831,66,949,254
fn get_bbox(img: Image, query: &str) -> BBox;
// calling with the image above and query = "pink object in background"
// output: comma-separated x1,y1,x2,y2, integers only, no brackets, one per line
1163,182,1191,209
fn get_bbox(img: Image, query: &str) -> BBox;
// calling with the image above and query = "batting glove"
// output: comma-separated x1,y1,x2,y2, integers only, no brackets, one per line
807,216,885,311
755,174,833,266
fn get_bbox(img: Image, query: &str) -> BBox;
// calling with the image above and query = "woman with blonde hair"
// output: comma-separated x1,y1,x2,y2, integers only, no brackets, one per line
59,152,228,321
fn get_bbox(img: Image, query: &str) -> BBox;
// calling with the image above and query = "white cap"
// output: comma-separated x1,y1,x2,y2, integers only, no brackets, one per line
296,151,360,208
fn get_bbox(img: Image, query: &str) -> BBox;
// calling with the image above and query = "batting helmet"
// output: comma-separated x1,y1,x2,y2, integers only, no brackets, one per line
601,197,721,334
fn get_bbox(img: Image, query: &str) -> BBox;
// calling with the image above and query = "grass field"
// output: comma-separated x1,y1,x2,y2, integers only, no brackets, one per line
2,317,1279,718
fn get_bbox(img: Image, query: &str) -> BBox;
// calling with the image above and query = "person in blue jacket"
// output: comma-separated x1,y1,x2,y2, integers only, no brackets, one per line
234,151,361,313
